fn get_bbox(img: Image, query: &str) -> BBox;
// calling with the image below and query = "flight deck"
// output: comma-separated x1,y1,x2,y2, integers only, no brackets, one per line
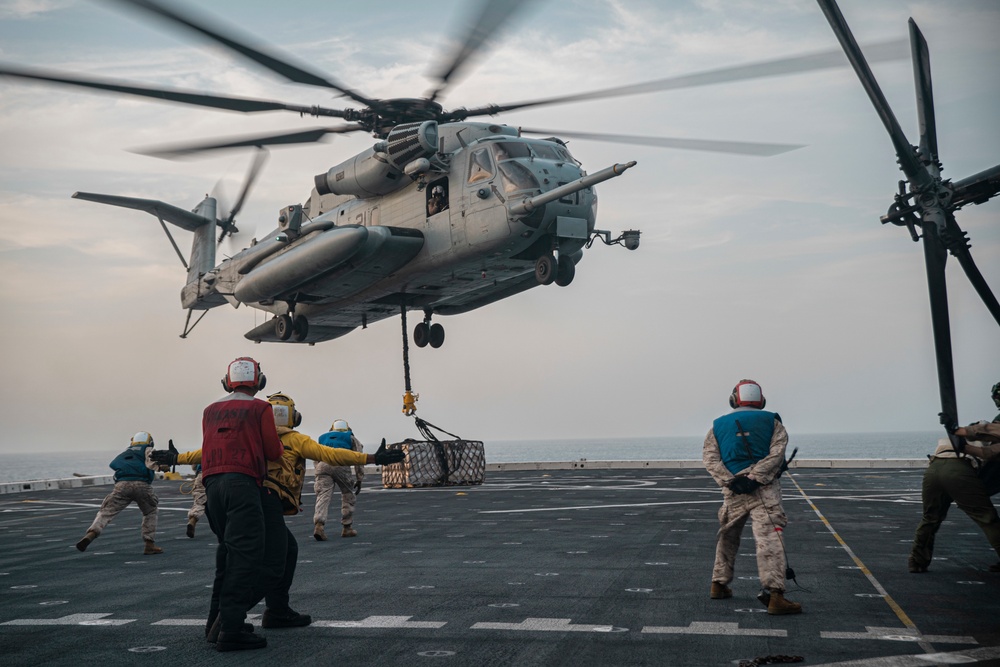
1,466,998,666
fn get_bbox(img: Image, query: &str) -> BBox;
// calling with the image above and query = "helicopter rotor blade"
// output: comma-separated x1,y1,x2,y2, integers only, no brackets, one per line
227,148,269,225
0,64,352,118
909,19,938,172
426,0,534,103
106,0,379,108
519,128,804,157
134,124,367,158
448,39,910,121
815,1,930,189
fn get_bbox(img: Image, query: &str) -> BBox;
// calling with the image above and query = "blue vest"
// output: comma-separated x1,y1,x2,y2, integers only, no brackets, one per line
318,430,354,450
110,445,154,483
713,409,776,475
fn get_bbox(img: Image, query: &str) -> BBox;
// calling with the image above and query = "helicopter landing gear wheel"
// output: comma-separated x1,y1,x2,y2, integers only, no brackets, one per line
535,254,557,285
428,323,445,348
555,255,575,287
292,315,309,342
275,313,293,341
413,322,430,348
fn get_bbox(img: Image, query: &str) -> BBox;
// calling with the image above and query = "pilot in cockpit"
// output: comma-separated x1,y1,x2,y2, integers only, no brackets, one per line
427,184,448,216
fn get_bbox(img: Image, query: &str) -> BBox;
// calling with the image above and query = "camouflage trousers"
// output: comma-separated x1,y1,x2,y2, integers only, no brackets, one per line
712,480,788,592
313,462,357,527
187,472,206,521
87,481,158,542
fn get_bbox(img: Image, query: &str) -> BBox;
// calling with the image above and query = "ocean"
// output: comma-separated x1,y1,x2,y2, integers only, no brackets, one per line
0,432,940,483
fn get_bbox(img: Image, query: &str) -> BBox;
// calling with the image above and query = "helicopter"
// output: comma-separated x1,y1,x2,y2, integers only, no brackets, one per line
0,0,911,354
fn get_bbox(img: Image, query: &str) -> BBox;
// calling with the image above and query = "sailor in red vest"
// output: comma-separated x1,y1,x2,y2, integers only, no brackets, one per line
702,379,801,615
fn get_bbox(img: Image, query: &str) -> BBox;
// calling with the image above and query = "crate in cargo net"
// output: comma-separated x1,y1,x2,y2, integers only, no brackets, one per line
381,439,485,488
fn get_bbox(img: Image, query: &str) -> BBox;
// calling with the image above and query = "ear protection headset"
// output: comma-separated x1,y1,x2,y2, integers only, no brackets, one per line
267,392,302,428
221,357,266,393
729,379,766,409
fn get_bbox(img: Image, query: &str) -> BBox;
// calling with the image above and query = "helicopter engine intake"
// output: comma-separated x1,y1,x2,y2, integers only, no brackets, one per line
314,121,439,198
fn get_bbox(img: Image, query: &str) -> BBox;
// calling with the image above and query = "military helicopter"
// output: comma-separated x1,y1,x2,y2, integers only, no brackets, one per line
816,0,1000,433
0,0,908,353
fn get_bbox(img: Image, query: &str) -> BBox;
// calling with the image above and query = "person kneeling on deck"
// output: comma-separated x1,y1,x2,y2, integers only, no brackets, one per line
76,431,163,555
909,382,1000,574
702,380,801,615
313,419,366,540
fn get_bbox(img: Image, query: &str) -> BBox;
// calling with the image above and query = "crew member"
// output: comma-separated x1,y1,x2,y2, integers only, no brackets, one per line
76,431,163,555
186,464,206,538
155,357,283,652
313,419,366,540
703,379,801,615
909,382,1000,574
155,390,404,641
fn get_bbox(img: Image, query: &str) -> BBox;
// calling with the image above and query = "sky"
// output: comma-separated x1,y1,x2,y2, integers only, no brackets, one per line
0,0,997,456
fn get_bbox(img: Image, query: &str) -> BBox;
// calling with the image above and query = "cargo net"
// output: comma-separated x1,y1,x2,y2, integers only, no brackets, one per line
381,418,485,489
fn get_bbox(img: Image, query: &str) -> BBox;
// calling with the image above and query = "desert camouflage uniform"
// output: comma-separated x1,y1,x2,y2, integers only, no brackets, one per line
187,470,207,522
703,416,790,592
86,480,159,542
313,435,365,528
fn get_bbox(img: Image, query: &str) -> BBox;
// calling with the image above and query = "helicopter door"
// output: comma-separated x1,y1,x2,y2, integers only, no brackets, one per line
463,147,508,246
423,178,452,256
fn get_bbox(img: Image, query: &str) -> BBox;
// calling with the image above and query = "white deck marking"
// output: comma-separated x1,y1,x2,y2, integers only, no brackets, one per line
19,500,189,512
472,618,626,633
641,621,786,637
820,626,977,645
480,500,720,514
312,615,446,629
806,645,1000,666
1,613,134,626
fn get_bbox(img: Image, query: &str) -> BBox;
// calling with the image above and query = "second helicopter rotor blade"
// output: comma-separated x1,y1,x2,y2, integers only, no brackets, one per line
451,38,910,121
426,0,534,102
909,19,939,171
135,124,367,158
0,64,351,118
227,149,270,223
519,128,804,157
107,0,378,108
816,0,930,189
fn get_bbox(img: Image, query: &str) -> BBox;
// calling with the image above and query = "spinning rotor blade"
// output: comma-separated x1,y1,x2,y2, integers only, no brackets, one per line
909,19,938,171
450,39,910,121
0,64,350,118
136,124,366,158
109,0,378,108
427,0,534,102
519,128,804,157
227,149,268,225
815,1,930,189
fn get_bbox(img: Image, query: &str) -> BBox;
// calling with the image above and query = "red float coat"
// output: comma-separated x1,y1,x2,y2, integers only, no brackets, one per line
200,392,283,484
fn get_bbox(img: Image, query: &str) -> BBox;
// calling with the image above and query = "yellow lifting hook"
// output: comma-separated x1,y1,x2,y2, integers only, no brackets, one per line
402,390,419,416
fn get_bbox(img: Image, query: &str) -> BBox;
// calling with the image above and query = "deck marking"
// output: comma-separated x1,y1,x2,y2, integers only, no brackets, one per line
820,626,976,644
480,499,720,514
641,621,786,637
312,615,446,629
1,613,135,626
472,617,627,633
805,645,1000,666
786,474,934,654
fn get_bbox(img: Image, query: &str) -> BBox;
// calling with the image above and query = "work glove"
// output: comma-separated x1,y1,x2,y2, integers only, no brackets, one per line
728,475,761,495
373,438,405,466
151,440,179,466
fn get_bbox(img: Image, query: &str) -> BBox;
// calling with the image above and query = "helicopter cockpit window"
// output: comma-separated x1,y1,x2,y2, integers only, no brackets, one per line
530,143,563,161
498,160,539,194
491,142,531,162
467,149,494,184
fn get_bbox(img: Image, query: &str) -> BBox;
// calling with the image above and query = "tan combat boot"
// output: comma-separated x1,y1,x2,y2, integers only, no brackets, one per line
186,518,197,539
143,540,164,555
710,582,732,599
342,525,358,538
767,590,802,615
75,530,98,552
313,523,327,541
